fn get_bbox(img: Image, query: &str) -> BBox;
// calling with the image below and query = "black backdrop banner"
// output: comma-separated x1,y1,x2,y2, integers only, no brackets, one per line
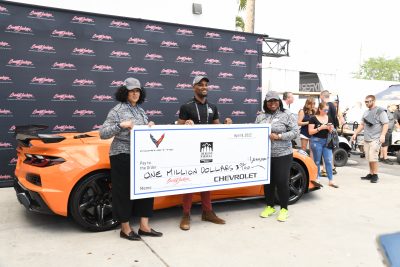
0,1,263,186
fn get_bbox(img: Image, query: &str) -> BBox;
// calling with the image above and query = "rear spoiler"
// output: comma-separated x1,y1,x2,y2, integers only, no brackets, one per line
14,125,66,147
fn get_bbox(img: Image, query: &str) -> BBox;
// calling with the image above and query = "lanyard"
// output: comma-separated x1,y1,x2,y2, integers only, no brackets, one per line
126,103,148,124
194,103,209,124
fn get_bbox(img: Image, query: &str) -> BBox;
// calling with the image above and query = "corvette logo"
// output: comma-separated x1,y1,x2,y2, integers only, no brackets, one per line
150,133,165,148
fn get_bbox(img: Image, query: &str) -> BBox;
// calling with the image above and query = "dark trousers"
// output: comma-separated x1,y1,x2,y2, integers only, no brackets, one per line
264,154,292,210
110,153,154,223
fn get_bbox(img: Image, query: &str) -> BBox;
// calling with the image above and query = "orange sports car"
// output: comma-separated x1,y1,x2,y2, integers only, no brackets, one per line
14,125,319,231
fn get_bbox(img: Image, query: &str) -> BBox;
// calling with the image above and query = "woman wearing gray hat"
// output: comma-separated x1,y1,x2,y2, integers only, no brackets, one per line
100,77,162,240
255,91,298,222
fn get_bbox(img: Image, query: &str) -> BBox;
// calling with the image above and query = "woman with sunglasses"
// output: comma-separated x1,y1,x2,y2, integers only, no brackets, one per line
308,102,339,188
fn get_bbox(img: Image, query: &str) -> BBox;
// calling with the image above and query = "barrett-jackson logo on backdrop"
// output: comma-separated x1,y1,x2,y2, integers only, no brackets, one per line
160,41,179,48
208,84,221,91
28,10,55,20
190,70,207,77
72,109,96,117
91,64,114,72
0,41,11,50
0,142,13,150
52,125,77,132
8,92,35,101
52,94,76,102
0,75,12,83
256,87,262,92
144,24,164,33
0,108,13,117
30,77,56,85
52,62,77,70
231,110,247,117
0,175,12,180
109,80,124,87
71,15,95,25
0,5,10,15
231,60,247,67
231,85,247,92
243,98,259,105
127,66,148,74
110,50,131,59
72,79,96,87
109,20,131,29
160,69,179,76
160,96,179,103
8,125,15,134
205,32,221,39
144,82,164,89
51,29,76,39
146,110,164,117
244,49,258,56
231,35,247,42
29,44,56,53
5,25,33,35
8,157,17,166
257,63,262,68
204,58,221,65
71,47,95,56
127,37,148,45
257,37,263,44
30,109,57,117
243,73,259,80
218,98,234,104
218,46,234,53
91,34,114,42
218,72,234,79
91,94,113,102
175,83,192,90
144,53,164,61
7,59,35,68
191,43,208,51
176,56,194,64
176,28,194,36
92,124,102,130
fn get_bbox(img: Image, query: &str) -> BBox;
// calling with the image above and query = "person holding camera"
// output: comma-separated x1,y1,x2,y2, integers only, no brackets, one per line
352,95,388,183
308,102,339,188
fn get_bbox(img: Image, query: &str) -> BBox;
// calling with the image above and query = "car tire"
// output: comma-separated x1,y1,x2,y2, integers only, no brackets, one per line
69,172,118,232
397,152,400,164
333,148,348,167
275,160,308,205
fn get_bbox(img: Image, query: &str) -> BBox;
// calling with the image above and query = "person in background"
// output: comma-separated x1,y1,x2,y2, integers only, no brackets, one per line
308,102,339,188
352,95,389,183
224,117,233,124
297,97,316,158
282,91,294,110
177,75,225,230
100,77,163,241
379,104,396,165
255,91,298,222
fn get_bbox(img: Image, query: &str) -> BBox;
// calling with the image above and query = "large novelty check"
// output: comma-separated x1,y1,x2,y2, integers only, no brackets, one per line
130,124,271,199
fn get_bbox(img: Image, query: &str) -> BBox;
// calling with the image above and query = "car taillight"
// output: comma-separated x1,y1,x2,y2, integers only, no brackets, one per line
24,154,65,167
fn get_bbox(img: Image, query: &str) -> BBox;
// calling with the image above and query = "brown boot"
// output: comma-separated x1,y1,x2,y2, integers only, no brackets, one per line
202,210,225,224
179,213,190,230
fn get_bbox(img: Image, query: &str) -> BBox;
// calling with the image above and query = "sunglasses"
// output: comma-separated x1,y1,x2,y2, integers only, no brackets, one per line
365,100,373,104
322,109,329,112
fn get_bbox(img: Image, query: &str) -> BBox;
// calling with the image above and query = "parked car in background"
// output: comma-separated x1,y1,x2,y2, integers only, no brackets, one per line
14,125,319,231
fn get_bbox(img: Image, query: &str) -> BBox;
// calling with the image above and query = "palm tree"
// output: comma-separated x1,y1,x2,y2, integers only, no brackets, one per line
237,0,255,33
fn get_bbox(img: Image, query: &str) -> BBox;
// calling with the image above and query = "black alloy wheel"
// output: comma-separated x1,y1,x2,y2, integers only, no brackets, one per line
288,161,308,204
275,161,308,205
69,172,118,232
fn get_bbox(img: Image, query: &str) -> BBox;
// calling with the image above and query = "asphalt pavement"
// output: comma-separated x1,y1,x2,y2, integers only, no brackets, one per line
1,157,399,267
